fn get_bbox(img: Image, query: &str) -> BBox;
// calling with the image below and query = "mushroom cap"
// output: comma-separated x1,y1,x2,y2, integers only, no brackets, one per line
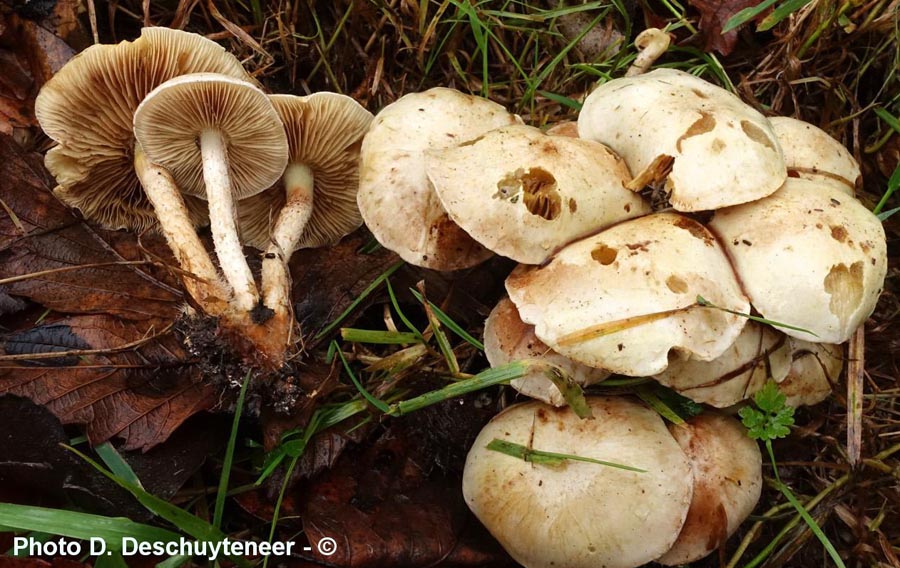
463,398,693,568
656,413,762,565
35,27,251,231
239,92,373,249
545,121,579,138
425,124,651,264
654,322,793,408
577,68,786,211
779,339,842,407
357,87,521,270
484,297,608,407
133,73,289,200
770,116,860,195
506,213,750,376
708,178,887,344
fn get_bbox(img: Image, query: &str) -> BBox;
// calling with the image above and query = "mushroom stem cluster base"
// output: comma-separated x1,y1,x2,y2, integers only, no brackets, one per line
134,148,230,316
201,128,260,313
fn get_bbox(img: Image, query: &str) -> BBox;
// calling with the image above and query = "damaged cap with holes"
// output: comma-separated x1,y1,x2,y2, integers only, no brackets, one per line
656,413,762,566
505,213,750,377
484,297,608,406
653,321,842,408
424,124,650,264
577,68,786,211
463,397,693,568
708,178,886,344
357,87,522,271
770,116,861,195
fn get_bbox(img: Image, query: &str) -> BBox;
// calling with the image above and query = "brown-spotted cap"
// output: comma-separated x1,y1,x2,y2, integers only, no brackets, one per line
133,73,288,201
239,92,373,249
35,27,252,231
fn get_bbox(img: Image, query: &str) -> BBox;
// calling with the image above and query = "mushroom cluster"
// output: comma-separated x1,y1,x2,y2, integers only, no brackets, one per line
357,38,885,409
35,28,373,367
352,29,887,565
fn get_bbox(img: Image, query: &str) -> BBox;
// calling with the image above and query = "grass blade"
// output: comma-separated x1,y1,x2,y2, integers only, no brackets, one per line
315,260,405,339
213,372,251,530
340,328,421,344
410,289,484,350
486,439,646,472
0,503,180,550
94,443,143,489
758,0,813,31
722,0,778,33
334,341,391,412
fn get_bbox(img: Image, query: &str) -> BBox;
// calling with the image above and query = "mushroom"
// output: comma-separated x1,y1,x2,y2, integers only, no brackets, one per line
133,73,289,313
35,27,255,315
578,68,786,211
357,87,522,270
545,121,579,138
654,322,793,407
770,116,861,195
484,297,608,406
778,340,842,407
463,397,693,568
625,27,671,77
424,124,650,264
654,322,842,408
236,92,372,358
708,178,887,343
506,213,750,376
657,413,762,565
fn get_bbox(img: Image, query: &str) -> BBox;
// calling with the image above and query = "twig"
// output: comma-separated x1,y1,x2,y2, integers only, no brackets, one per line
848,324,865,467
0,324,174,361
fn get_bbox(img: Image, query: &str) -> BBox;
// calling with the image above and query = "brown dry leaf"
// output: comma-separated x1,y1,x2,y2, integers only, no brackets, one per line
688,0,762,55
289,231,400,347
297,421,513,567
0,314,216,450
0,11,75,135
0,135,185,320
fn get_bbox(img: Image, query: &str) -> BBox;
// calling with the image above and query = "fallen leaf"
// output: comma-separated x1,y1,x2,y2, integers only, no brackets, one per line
0,11,76,135
688,0,762,55
288,231,400,348
0,314,216,450
0,135,185,320
298,419,513,567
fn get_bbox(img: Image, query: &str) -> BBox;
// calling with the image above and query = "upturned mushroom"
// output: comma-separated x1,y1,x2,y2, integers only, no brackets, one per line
133,73,289,314
236,93,373,359
424,124,650,264
484,297,608,406
506,213,750,376
708,178,887,344
35,27,255,315
357,87,522,270
578,68,786,211
657,413,762,565
654,322,842,408
770,116,861,195
463,397,693,568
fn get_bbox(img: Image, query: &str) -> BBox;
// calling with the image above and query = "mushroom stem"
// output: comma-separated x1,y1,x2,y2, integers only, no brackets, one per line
133,147,230,315
200,128,260,312
261,163,315,317
626,28,671,77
